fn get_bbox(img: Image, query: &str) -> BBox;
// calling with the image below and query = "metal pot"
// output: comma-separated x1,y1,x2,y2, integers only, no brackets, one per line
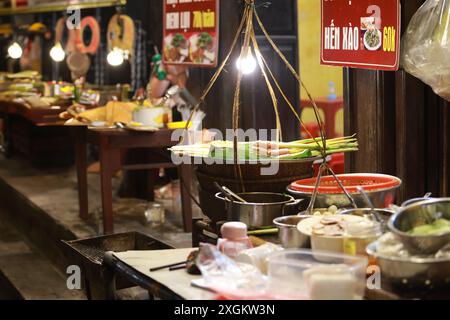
273,215,311,249
215,192,302,228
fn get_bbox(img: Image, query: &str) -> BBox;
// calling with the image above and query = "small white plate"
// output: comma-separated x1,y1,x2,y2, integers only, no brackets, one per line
125,124,159,132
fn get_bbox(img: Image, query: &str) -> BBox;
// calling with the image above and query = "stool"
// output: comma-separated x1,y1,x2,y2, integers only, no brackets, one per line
300,97,344,139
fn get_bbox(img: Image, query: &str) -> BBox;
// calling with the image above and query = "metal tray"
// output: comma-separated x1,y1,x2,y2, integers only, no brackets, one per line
62,232,173,300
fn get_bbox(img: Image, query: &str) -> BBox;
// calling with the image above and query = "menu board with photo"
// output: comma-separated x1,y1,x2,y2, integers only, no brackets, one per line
163,0,219,67
321,0,400,71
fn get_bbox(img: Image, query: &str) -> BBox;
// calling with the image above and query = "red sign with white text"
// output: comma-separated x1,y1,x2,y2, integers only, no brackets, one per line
321,0,400,70
163,0,219,67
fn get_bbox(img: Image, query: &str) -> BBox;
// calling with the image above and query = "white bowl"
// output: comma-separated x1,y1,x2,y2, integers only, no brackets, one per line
297,215,368,260
132,107,165,128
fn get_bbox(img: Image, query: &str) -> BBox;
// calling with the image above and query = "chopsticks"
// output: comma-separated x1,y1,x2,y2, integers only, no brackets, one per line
150,261,187,272
247,228,278,236
169,264,187,271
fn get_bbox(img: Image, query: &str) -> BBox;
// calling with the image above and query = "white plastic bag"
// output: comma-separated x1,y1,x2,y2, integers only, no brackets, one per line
195,244,268,299
402,0,450,101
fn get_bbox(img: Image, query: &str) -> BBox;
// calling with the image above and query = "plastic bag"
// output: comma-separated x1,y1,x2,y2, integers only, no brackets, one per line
195,244,269,299
402,0,450,101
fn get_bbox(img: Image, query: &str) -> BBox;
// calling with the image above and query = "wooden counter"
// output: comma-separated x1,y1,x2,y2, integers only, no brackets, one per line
0,99,73,166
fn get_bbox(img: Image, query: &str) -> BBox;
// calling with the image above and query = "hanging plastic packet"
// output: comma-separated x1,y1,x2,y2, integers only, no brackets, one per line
402,0,450,101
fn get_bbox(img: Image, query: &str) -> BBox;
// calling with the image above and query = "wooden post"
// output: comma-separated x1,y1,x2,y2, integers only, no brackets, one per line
345,0,450,201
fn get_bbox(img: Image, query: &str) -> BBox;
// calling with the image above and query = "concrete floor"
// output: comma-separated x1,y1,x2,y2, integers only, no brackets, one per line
0,154,204,299
0,154,198,248
0,216,86,300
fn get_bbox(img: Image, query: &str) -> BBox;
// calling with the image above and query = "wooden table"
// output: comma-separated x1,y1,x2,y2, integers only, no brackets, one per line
72,126,194,234
102,248,408,301
0,100,73,165
103,248,215,300
0,99,68,125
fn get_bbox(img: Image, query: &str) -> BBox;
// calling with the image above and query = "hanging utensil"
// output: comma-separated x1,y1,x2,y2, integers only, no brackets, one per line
107,12,135,57
213,182,240,203
356,186,385,226
67,49,91,80
222,186,248,203
306,164,326,215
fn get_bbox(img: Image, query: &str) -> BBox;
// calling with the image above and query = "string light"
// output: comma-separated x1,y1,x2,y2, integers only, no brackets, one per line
236,51,257,75
50,42,65,62
7,42,23,59
107,47,125,66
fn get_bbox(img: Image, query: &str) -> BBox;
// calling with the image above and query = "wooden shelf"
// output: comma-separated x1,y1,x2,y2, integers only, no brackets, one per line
0,0,126,16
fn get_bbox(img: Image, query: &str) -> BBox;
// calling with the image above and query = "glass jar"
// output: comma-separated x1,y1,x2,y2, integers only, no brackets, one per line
343,220,382,257
145,203,165,227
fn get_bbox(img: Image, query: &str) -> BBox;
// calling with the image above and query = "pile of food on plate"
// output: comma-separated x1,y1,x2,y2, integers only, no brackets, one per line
60,101,139,127
60,99,177,131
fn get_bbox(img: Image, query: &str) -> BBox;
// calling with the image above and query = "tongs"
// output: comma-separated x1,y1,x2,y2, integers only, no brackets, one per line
305,163,357,215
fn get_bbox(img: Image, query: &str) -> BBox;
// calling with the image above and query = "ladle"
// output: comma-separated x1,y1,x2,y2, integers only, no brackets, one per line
356,186,385,227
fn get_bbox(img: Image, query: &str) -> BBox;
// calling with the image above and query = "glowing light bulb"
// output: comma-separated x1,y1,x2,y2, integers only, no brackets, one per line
50,42,65,62
236,52,257,75
107,48,124,66
8,42,23,59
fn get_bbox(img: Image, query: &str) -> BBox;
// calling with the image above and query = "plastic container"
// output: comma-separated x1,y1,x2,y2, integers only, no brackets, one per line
217,222,253,258
343,220,382,257
290,174,401,194
234,243,283,274
267,250,368,300
327,81,337,101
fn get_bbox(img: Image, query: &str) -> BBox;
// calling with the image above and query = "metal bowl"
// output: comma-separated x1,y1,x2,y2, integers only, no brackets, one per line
273,215,311,249
401,196,436,207
367,241,450,290
339,208,394,223
388,198,450,255
287,174,401,209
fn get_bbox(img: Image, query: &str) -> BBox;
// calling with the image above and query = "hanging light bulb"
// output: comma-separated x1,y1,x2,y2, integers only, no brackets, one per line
236,50,257,75
50,42,65,62
107,48,124,66
8,42,23,59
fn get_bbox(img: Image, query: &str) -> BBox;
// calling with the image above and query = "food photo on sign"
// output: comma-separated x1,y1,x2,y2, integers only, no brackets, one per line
360,16,382,51
0,0,450,307
163,0,219,67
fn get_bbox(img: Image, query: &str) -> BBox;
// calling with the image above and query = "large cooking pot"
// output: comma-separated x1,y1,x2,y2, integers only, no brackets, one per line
215,192,302,228
197,159,316,222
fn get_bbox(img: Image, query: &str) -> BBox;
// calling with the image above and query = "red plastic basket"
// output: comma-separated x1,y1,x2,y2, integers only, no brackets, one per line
290,174,401,194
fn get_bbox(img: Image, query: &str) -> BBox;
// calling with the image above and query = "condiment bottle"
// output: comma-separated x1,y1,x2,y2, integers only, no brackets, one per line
217,222,253,258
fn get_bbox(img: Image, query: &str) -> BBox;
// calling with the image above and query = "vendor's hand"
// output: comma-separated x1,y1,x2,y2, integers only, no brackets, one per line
165,65,188,88
147,65,189,100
